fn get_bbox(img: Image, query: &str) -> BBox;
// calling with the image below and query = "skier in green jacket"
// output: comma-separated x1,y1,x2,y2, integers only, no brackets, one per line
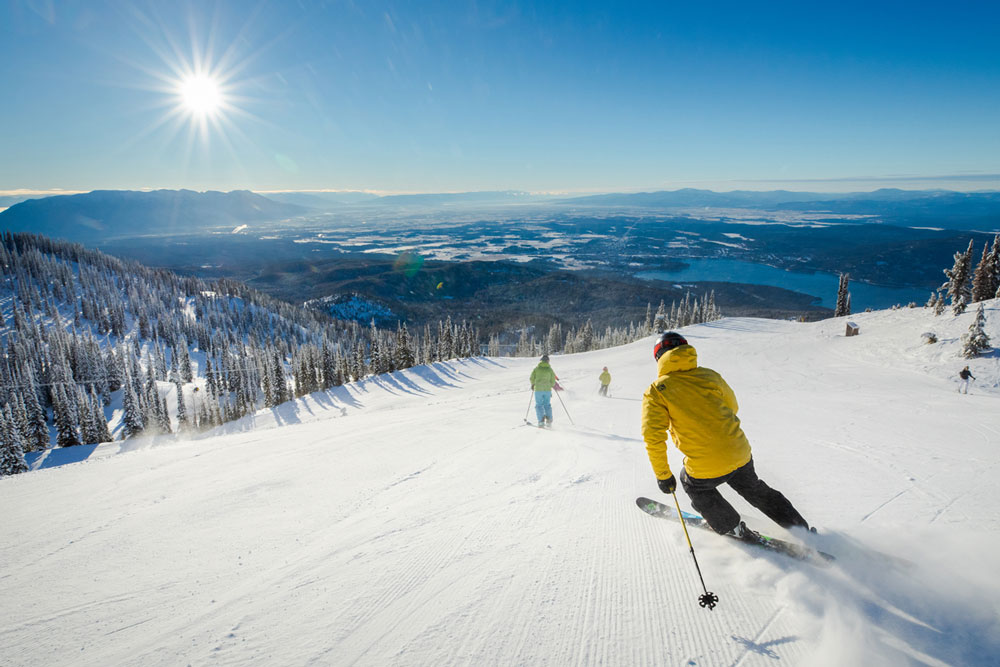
530,355,558,427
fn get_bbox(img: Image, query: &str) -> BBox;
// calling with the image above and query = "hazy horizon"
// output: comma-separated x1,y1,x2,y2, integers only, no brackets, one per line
3,178,1000,201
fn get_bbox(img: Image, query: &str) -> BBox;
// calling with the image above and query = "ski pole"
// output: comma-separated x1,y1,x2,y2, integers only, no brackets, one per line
524,390,535,423
553,386,574,425
671,491,719,611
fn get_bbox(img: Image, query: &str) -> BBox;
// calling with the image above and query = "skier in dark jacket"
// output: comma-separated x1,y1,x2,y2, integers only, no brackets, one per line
958,366,975,394
641,332,813,541
530,355,558,427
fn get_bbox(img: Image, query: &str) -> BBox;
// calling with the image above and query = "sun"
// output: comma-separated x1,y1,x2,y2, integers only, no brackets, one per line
178,74,223,116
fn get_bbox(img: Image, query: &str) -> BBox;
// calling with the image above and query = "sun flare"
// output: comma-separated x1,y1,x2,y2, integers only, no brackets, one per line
178,74,223,116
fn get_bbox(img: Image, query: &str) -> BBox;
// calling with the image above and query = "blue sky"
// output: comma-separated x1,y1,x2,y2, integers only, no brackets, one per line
2,0,998,194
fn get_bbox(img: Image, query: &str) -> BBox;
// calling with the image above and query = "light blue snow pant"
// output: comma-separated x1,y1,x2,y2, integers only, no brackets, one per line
534,390,553,423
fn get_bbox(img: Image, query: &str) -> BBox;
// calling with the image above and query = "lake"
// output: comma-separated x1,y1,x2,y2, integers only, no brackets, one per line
636,258,931,310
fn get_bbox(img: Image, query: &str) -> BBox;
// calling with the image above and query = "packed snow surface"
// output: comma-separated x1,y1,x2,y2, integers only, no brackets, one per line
4,305,1000,666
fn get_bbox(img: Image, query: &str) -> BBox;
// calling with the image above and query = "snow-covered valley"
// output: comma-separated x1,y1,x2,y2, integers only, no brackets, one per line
4,305,1000,666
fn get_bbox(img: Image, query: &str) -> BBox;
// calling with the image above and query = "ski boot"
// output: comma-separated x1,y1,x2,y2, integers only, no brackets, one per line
729,521,762,544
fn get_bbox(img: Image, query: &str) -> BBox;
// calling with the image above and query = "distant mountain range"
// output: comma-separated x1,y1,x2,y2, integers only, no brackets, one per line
0,189,307,242
557,187,1000,207
264,189,543,209
556,188,1000,229
4,187,999,245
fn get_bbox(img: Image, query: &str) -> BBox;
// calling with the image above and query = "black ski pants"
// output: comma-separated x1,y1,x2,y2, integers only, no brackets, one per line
679,458,809,535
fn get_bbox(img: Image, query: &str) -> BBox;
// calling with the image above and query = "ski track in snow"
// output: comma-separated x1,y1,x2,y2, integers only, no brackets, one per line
5,306,1000,665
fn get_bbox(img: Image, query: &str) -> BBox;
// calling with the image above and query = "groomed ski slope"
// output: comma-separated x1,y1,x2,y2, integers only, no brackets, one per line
4,304,1000,666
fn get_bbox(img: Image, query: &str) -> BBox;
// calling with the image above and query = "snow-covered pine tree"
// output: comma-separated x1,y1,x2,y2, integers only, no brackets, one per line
91,388,111,442
971,242,996,303
961,303,992,358
516,328,533,356
52,384,81,447
158,397,172,434
22,372,49,451
11,395,30,449
78,387,101,444
942,240,975,315
577,319,595,352
834,273,851,317
933,292,946,316
121,374,145,439
0,404,29,476
351,341,367,381
271,349,288,403
988,234,1000,299
396,323,416,369
177,338,193,382
546,323,562,354
653,300,668,331
439,317,454,361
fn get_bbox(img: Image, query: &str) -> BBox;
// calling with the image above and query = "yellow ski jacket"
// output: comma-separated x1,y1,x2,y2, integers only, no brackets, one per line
641,344,751,481
599,370,611,386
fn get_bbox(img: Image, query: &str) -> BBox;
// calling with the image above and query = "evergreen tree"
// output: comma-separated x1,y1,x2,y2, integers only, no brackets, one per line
962,303,992,358
653,300,668,331
941,240,975,315
545,323,562,355
933,292,946,316
396,323,416,369
78,388,101,444
271,349,288,403
121,375,145,439
91,388,111,442
22,372,49,451
351,341,366,381
834,273,851,317
177,339,194,382
971,242,996,303
577,319,595,352
52,385,81,447
158,396,172,434
987,234,1000,299
0,405,29,476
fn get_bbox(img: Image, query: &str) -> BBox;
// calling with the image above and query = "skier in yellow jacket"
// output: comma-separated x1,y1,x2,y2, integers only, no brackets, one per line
641,332,812,540
598,367,611,396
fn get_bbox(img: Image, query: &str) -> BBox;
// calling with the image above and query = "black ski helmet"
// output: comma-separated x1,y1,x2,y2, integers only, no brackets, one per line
541,354,550,362
653,331,688,361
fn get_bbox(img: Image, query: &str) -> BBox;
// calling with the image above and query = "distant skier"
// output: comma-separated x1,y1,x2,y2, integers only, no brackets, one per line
530,355,558,427
598,367,611,397
958,366,975,394
641,332,813,541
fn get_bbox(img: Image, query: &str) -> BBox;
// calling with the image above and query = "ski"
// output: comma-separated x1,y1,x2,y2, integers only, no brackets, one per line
636,496,835,567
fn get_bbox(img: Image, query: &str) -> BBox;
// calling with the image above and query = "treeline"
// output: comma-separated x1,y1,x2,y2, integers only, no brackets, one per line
930,235,1000,316
927,235,998,358
0,232,480,476
490,290,722,357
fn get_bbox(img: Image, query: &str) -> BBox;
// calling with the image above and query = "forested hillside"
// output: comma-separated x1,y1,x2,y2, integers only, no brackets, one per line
0,233,721,466
0,233,483,457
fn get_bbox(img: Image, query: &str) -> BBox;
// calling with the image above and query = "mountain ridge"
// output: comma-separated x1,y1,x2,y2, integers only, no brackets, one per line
0,189,308,242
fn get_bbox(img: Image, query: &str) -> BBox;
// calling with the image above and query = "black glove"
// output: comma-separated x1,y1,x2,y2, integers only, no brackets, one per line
657,475,676,494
